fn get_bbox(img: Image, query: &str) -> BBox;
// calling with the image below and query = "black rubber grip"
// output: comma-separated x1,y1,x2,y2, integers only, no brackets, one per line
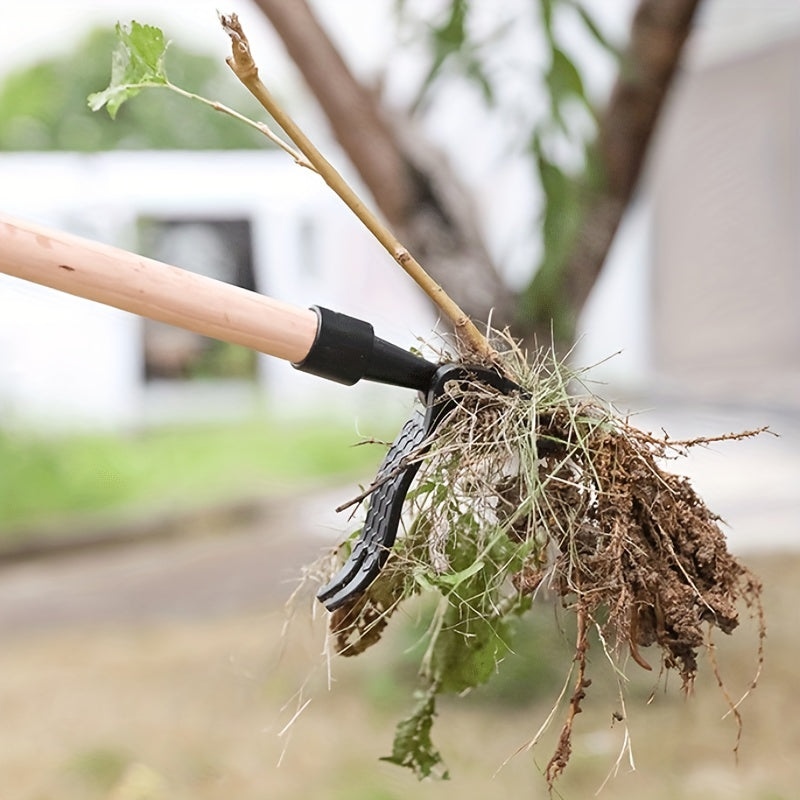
292,306,374,386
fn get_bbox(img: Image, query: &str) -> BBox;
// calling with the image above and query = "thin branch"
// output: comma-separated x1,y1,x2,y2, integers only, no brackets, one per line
166,82,316,169
118,78,316,167
251,0,413,224
219,12,495,360
563,0,704,317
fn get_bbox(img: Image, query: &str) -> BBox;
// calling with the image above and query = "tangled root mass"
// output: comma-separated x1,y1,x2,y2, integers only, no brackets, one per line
315,339,766,785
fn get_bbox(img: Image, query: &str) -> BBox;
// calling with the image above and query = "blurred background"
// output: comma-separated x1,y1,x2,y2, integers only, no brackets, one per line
0,1,798,798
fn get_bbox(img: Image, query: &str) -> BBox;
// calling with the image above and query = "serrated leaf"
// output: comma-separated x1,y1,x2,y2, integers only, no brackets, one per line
87,21,170,119
381,690,449,780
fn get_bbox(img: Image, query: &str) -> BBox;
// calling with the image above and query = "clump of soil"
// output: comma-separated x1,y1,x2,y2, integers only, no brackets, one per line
313,337,766,786
524,408,765,783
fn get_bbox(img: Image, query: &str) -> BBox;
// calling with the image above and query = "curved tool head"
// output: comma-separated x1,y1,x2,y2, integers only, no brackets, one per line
317,363,523,611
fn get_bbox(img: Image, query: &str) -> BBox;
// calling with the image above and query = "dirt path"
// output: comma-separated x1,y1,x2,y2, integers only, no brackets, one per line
1,399,797,636
0,491,350,635
0,420,797,799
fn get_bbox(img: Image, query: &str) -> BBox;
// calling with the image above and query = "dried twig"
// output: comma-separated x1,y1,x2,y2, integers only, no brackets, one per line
219,12,496,360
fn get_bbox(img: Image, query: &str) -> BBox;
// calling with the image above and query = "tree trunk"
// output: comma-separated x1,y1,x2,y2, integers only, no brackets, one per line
251,0,516,329
561,0,704,332
252,0,702,348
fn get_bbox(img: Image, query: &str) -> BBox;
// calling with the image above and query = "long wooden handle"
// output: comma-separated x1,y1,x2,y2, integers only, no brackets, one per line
0,213,319,364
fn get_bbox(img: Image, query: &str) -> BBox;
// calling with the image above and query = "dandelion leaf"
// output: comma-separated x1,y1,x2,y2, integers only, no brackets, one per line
88,21,169,118
381,690,449,780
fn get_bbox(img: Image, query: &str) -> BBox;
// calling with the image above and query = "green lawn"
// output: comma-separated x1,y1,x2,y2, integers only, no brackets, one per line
0,418,387,534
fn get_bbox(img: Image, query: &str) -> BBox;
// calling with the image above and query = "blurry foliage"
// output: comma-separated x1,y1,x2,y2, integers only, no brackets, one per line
360,595,572,712
409,0,495,110
0,419,385,532
67,746,131,792
396,0,622,340
186,340,258,380
470,606,576,707
0,27,267,151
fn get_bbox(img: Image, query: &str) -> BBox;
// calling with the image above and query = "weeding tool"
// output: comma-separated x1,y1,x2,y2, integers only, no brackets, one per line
0,213,522,610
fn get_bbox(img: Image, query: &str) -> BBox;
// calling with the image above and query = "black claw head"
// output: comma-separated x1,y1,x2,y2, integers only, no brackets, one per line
316,363,523,611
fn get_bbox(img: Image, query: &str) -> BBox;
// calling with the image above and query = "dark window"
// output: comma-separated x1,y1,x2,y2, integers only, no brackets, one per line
138,217,258,381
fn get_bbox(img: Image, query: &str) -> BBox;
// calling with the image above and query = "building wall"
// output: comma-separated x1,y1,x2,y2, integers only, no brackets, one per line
576,30,800,408
650,36,800,404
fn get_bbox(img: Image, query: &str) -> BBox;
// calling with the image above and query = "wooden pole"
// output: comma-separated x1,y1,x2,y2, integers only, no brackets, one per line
0,213,319,364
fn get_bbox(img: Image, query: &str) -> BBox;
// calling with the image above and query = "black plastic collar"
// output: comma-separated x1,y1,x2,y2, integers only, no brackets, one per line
292,306,437,393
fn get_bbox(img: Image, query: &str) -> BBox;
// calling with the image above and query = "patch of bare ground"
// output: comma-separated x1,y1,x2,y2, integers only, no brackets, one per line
0,552,792,799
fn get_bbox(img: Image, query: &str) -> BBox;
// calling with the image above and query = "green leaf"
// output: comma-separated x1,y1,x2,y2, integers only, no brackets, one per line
464,55,494,105
433,0,469,54
411,0,472,110
436,559,485,588
522,132,584,340
531,134,582,248
549,46,585,101
413,569,437,593
413,558,486,595
566,0,622,59
429,609,510,694
87,21,170,118
381,689,449,780
540,0,555,40
545,45,588,130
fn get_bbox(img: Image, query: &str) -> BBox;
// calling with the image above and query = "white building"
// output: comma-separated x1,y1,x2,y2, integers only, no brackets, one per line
3,2,799,429
0,150,434,428
577,15,800,410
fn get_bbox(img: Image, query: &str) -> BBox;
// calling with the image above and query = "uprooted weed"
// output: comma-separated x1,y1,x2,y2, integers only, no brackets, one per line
298,335,766,787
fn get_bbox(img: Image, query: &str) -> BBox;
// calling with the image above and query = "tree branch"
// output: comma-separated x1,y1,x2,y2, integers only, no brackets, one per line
250,0,415,225
563,0,703,320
